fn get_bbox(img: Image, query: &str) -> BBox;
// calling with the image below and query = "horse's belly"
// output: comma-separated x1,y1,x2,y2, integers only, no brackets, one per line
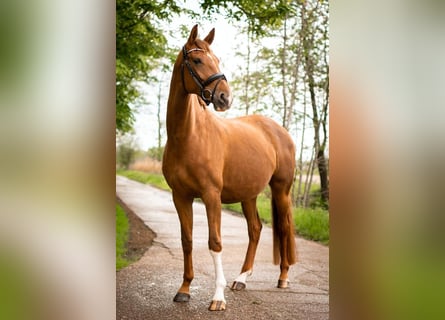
220,186,268,204
220,168,272,203
219,141,276,203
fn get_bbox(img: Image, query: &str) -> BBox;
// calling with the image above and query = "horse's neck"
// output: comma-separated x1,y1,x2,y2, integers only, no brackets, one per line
166,70,205,141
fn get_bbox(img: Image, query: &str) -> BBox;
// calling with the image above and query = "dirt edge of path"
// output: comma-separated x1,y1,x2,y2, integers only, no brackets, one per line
117,196,156,264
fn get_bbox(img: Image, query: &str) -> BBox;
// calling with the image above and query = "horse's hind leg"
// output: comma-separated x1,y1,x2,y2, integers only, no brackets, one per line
270,182,297,289
172,192,194,302
231,197,262,291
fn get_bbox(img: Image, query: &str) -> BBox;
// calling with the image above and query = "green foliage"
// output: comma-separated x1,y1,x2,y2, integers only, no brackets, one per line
307,188,329,210
116,0,181,133
116,204,130,270
201,0,293,36
116,143,136,169
147,146,164,162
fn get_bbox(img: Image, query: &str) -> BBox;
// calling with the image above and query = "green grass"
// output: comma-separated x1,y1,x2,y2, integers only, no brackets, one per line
116,203,130,270
117,170,329,244
224,195,329,244
227,192,273,224
294,208,329,244
117,169,171,191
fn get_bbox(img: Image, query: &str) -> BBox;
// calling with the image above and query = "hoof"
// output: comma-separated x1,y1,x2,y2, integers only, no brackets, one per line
173,292,190,302
208,300,226,311
231,281,246,291
277,279,290,289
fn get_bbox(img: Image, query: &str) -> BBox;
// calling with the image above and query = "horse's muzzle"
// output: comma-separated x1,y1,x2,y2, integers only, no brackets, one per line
213,91,232,112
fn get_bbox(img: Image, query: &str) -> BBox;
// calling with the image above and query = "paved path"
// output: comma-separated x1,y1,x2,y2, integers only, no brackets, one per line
116,176,329,319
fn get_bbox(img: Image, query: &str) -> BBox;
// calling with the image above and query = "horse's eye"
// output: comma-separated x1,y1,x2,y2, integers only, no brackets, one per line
193,58,202,65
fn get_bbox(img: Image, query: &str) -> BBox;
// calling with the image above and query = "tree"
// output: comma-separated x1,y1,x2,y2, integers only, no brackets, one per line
300,0,329,205
116,133,137,169
116,0,181,133
201,0,291,37
201,0,292,118
115,0,329,207
207,0,329,207
231,27,273,116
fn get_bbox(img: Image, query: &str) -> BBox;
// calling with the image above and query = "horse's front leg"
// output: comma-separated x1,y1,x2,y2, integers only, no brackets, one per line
202,192,227,311
172,192,194,302
231,197,262,291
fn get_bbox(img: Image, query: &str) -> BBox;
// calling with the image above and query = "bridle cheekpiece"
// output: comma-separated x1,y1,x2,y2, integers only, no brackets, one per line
181,46,227,106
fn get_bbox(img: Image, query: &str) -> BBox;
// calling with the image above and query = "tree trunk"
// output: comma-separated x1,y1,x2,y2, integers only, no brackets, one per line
156,81,162,161
307,74,329,205
317,147,329,204
304,148,316,208
296,81,308,207
302,0,329,206
281,16,288,129
244,24,251,115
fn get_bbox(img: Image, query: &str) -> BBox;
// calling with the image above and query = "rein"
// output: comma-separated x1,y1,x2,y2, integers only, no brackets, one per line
181,46,226,106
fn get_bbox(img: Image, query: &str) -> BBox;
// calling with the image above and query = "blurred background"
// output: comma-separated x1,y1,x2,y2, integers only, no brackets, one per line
0,0,444,319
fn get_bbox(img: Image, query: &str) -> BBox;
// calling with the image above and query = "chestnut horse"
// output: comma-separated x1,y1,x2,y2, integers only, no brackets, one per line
162,25,297,311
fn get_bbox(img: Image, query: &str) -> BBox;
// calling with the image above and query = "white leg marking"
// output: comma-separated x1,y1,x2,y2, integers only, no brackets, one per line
234,270,252,284
209,250,227,302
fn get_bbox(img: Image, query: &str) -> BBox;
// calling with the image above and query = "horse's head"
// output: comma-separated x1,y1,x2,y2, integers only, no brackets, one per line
180,25,232,112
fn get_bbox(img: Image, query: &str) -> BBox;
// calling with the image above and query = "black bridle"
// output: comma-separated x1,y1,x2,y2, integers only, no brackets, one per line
181,46,227,106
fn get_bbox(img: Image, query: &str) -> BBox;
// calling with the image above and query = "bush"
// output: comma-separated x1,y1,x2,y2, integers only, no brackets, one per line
117,144,135,169
147,146,164,161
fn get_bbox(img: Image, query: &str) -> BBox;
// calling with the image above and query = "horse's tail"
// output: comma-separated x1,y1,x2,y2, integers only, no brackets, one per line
272,195,297,266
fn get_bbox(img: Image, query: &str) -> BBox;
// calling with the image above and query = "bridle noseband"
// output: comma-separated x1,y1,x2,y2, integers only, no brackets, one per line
181,46,227,106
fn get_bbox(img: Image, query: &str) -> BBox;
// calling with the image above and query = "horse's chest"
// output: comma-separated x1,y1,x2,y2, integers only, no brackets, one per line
163,149,219,195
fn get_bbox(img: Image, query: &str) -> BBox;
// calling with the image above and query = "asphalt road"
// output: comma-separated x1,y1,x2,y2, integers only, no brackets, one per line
116,175,329,319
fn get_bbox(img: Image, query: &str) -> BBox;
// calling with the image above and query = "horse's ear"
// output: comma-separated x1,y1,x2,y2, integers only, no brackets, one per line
204,28,215,45
187,24,199,45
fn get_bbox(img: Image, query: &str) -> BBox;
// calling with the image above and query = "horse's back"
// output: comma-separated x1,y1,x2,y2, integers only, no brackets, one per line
233,114,293,146
236,114,295,172
225,114,295,164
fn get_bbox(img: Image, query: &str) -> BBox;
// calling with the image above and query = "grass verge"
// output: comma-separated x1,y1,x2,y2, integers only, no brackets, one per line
117,170,329,244
116,203,130,270
295,208,329,244
117,169,171,191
